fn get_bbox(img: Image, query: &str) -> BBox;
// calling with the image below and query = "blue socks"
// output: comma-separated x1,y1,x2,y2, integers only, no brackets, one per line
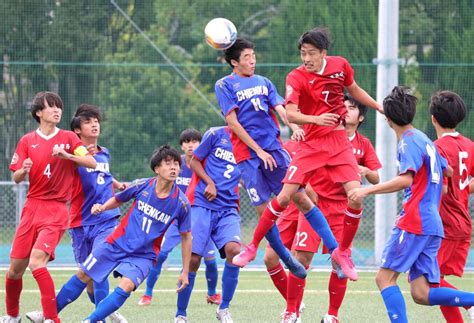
220,262,240,310
86,287,130,322
176,272,196,317
56,274,87,312
304,206,338,252
204,257,219,296
381,285,408,322
429,287,474,306
265,224,291,261
93,279,109,307
145,252,168,297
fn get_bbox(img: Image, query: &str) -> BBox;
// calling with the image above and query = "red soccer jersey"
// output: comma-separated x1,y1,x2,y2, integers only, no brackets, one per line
9,128,84,202
285,56,355,143
310,131,382,200
280,140,300,221
435,133,474,240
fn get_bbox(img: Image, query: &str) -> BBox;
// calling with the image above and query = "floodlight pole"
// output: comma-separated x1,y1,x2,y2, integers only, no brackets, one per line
374,0,399,263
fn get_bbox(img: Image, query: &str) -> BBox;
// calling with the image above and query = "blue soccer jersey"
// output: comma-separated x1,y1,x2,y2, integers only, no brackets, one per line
396,129,447,237
186,126,241,210
176,155,193,193
106,177,191,260
70,147,120,228
215,73,284,163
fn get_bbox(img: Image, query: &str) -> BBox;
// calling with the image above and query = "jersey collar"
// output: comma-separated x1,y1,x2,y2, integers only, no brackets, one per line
36,127,60,140
441,131,459,138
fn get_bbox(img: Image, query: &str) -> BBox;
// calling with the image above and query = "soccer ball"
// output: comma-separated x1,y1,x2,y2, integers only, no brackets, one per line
204,18,237,50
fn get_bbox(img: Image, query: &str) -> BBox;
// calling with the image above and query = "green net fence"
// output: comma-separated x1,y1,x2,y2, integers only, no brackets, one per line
1,0,473,268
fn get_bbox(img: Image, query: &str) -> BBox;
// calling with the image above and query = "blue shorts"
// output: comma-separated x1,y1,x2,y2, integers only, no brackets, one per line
69,219,118,264
81,242,152,289
160,221,182,255
191,206,241,258
238,148,290,206
381,227,442,284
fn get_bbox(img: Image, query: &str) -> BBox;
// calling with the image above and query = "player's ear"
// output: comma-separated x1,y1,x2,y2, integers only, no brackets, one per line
230,58,239,68
358,115,365,123
431,115,438,126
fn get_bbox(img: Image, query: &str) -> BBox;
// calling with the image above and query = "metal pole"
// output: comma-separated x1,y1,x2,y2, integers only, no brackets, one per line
375,0,399,263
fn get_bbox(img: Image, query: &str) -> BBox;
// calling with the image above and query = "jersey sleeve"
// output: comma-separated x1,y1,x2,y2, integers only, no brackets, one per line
9,136,28,172
176,195,192,233
192,128,215,161
215,79,238,116
398,139,422,175
284,70,303,106
361,137,382,170
343,58,355,87
470,141,474,177
115,178,148,203
266,78,284,108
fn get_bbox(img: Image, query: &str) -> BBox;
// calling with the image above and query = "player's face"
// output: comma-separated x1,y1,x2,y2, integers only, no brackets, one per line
36,100,62,125
233,48,256,77
155,158,181,182
181,139,200,157
344,100,363,126
77,117,101,139
300,43,326,73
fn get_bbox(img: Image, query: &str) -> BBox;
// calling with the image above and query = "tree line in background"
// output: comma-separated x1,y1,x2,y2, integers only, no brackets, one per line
1,0,473,181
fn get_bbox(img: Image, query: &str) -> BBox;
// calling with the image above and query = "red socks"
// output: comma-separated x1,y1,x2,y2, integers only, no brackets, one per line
328,271,348,316
267,263,288,300
250,199,285,247
5,274,22,317
339,207,363,251
286,273,305,313
32,267,59,322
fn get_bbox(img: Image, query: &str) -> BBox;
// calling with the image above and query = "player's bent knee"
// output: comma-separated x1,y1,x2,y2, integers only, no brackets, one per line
77,269,92,283
190,254,202,272
224,242,241,262
410,290,429,305
118,277,136,293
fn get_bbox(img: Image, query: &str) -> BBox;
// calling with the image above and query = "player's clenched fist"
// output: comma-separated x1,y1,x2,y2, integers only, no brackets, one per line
22,158,33,174
91,203,104,214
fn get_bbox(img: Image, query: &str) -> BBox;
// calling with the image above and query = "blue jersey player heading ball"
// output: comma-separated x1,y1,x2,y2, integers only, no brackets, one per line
53,145,192,323
348,86,474,323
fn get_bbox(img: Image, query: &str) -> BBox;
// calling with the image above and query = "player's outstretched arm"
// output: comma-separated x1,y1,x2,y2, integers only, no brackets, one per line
348,172,413,201
52,145,97,169
177,231,192,293
346,82,384,114
225,110,277,171
359,166,380,184
91,197,121,215
12,158,33,183
286,103,340,126
275,104,305,141
190,157,217,201
112,178,127,191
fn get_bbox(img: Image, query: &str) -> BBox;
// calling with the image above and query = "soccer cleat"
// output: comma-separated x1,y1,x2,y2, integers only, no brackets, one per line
299,302,306,315
468,307,474,323
216,308,233,323
174,315,188,323
206,293,222,305
82,320,104,323
0,316,21,323
283,253,307,279
232,244,257,267
331,247,358,281
109,311,128,323
25,311,42,323
280,311,298,323
137,295,152,306
321,313,340,323
43,320,55,323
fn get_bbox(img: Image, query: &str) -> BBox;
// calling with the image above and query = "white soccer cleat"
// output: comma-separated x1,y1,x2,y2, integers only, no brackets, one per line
280,311,298,323
43,320,55,323
321,313,339,323
25,310,43,323
467,307,474,323
108,311,128,323
216,308,233,323
174,315,188,323
0,315,22,323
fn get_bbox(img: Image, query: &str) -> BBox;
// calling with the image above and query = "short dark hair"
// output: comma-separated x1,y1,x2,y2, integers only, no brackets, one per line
30,91,64,123
70,104,104,131
224,38,255,68
383,86,417,126
429,90,466,129
298,27,331,51
179,128,202,145
150,144,181,171
344,92,368,126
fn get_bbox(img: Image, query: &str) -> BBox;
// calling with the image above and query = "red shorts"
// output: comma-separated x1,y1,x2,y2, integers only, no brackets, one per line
292,198,347,254
282,130,360,186
437,238,471,277
10,198,68,261
266,216,299,250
